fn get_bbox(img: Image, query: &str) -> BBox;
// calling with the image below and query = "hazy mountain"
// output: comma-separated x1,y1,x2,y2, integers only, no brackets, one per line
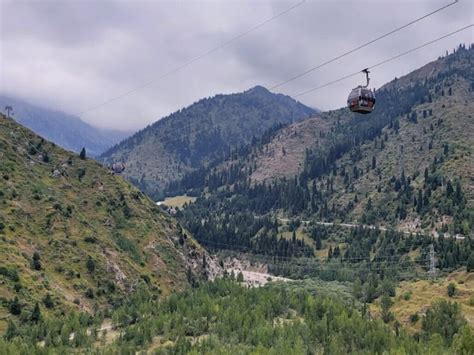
0,113,208,314
0,95,131,156
101,86,316,198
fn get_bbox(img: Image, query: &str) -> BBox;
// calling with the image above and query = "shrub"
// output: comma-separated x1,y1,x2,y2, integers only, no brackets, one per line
447,283,456,297
410,313,419,323
43,293,54,309
84,236,97,243
86,256,95,273
85,288,94,299
9,297,22,315
31,252,42,271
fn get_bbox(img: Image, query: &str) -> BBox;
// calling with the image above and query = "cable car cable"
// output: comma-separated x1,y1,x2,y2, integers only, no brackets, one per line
95,25,472,154
294,23,473,98
77,0,306,117
269,0,460,91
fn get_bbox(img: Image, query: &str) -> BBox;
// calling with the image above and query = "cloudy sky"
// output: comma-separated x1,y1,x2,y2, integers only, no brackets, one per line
1,0,472,131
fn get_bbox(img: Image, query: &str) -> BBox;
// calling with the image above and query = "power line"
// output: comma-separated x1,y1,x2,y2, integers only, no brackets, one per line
294,23,473,97
195,236,430,263
269,0,459,91
77,0,306,116
99,25,473,159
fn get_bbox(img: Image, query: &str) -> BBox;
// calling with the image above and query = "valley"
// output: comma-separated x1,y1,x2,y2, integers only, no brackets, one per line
1,25,473,354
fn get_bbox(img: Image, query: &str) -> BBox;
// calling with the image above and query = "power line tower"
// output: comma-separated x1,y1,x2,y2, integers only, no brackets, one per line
428,244,436,280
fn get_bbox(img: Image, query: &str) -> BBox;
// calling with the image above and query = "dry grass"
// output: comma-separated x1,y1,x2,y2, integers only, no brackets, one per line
280,227,315,247
371,271,474,332
162,195,196,208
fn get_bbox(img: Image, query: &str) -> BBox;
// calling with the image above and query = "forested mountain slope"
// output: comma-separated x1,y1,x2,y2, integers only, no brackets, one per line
100,86,315,199
0,95,130,156
171,45,473,257
0,113,208,327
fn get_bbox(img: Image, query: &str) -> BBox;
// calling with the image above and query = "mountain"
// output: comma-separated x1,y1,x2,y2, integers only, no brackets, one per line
0,113,209,319
0,95,131,156
100,86,316,199
170,44,473,259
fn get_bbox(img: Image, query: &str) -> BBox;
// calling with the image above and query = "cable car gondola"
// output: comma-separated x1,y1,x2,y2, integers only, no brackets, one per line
347,69,375,114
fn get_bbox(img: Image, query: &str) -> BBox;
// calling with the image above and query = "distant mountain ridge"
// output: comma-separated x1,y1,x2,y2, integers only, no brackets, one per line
171,45,473,242
0,95,131,156
101,85,316,198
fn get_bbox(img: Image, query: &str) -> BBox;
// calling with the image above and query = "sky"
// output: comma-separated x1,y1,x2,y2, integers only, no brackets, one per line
1,0,472,132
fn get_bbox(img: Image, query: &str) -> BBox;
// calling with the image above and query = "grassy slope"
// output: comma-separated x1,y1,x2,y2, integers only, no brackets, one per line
207,48,473,233
161,195,197,208
330,74,473,230
101,86,315,197
0,114,206,328
370,270,474,332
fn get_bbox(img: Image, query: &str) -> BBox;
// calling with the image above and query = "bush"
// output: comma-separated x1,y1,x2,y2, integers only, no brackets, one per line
85,288,94,299
403,291,412,301
43,293,54,309
9,297,22,315
86,256,95,273
31,252,42,271
447,283,456,297
84,236,97,243
410,313,419,323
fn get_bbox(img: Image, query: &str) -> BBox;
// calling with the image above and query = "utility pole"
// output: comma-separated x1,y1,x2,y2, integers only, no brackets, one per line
4,105,13,118
428,244,436,280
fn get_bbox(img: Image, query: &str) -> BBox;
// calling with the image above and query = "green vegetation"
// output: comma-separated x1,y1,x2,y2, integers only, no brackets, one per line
101,86,315,199
1,279,471,353
0,113,206,328
162,46,474,276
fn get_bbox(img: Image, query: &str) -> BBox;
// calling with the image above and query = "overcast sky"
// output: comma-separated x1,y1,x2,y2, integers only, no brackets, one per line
1,0,472,131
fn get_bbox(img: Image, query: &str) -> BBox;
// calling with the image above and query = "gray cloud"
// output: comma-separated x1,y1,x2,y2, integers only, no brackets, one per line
1,0,472,131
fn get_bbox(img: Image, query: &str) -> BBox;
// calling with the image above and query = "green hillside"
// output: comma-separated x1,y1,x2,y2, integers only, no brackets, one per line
100,86,315,199
0,113,208,331
170,46,474,267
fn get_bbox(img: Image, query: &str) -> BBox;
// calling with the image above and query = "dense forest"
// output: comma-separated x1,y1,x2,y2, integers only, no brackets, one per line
165,46,473,269
1,278,472,354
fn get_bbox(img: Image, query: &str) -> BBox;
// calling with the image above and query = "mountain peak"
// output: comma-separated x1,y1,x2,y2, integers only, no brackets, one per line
101,86,315,198
246,85,270,94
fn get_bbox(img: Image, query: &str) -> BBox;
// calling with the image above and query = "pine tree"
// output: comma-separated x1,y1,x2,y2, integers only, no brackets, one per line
467,254,474,272
32,251,42,270
79,147,86,160
9,297,22,315
315,235,322,250
446,180,454,197
4,320,18,340
447,283,456,297
381,294,394,323
86,256,96,273
43,293,54,309
31,302,41,322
